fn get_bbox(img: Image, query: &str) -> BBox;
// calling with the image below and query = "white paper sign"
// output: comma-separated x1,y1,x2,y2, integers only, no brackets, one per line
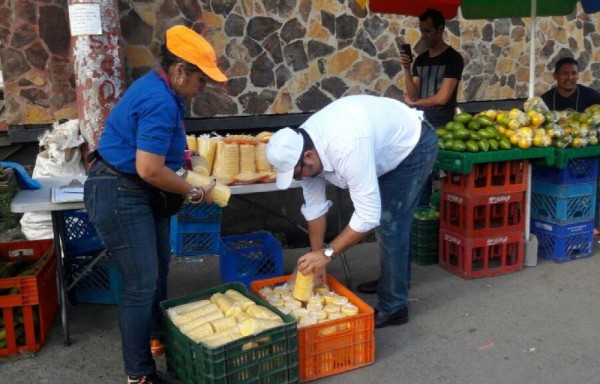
68,4,102,36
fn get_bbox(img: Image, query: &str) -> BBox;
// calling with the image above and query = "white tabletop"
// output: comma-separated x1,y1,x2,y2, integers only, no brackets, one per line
230,180,301,194
11,176,300,214
11,176,87,213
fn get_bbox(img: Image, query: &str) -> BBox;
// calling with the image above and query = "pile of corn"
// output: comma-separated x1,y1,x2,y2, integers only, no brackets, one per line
168,289,284,348
258,280,359,331
186,132,275,185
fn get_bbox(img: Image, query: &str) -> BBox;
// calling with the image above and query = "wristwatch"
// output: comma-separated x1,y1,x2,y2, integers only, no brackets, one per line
323,244,336,260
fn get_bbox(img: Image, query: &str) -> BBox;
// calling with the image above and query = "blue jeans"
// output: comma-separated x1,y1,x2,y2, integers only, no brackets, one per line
375,121,438,315
84,161,171,377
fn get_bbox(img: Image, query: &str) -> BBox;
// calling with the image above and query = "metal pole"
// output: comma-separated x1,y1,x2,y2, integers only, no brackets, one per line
525,0,538,241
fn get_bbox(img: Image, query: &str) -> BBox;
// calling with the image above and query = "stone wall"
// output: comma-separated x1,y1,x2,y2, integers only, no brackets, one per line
0,0,76,125
1,0,600,126
119,0,600,118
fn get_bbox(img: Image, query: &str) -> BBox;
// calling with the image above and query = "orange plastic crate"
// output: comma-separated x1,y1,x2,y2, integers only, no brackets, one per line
0,239,58,356
251,275,375,382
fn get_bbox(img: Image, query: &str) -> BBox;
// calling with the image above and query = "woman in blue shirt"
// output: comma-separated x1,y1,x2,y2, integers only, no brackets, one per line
84,25,227,384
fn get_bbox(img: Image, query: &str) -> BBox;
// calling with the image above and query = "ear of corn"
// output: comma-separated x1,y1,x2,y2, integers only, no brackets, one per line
209,316,238,333
186,135,198,152
239,144,257,173
183,170,231,207
213,142,239,179
245,305,283,322
255,143,272,172
197,135,218,174
214,294,242,317
167,299,211,318
239,318,282,336
170,303,220,324
293,272,314,302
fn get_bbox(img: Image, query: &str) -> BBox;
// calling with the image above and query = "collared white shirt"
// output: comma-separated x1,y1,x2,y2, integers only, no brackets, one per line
299,95,424,233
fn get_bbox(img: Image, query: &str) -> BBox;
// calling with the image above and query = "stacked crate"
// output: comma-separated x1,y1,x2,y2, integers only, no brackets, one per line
531,158,598,262
170,203,222,257
438,160,527,279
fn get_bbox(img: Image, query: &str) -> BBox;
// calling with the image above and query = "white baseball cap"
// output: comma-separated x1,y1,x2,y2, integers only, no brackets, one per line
266,127,303,189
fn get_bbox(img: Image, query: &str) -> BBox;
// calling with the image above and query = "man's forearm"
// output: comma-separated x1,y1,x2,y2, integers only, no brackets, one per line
307,216,327,251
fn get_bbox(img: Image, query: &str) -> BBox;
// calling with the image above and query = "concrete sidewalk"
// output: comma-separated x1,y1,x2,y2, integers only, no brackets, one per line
3,241,600,384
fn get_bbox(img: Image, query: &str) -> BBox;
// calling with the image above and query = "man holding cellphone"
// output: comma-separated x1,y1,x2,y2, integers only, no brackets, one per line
402,8,464,127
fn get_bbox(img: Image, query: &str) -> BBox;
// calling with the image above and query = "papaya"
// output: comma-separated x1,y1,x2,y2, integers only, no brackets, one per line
454,113,473,124
451,140,466,152
499,137,512,150
452,128,471,141
478,116,495,127
488,139,499,151
467,120,481,130
478,139,490,152
465,140,479,152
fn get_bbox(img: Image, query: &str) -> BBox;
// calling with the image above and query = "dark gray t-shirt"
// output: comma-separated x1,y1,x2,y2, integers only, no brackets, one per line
412,46,464,127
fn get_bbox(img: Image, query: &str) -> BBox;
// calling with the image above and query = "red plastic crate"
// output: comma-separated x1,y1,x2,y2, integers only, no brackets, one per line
440,190,526,237
0,239,58,356
441,160,528,196
251,275,375,382
439,229,524,279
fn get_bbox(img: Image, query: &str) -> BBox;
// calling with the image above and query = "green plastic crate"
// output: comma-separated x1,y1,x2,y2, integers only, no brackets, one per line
435,147,555,174
552,147,600,169
411,215,439,266
160,282,299,384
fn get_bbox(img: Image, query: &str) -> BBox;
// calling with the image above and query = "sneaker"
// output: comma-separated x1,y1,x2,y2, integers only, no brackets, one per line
150,339,165,358
127,371,171,384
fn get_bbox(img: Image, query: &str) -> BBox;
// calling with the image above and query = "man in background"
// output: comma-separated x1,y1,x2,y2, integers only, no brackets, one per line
402,8,464,127
541,57,600,112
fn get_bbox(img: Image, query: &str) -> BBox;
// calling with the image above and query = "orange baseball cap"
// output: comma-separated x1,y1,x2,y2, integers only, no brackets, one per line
166,25,228,83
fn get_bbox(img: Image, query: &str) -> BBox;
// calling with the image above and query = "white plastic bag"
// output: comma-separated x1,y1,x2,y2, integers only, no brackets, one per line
20,119,86,240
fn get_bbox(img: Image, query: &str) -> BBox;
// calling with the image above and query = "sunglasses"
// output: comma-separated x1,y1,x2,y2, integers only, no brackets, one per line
293,156,305,181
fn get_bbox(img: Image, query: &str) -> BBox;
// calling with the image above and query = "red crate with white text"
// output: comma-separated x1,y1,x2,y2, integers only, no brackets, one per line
441,160,528,196
440,190,526,237
439,229,524,279
0,240,57,356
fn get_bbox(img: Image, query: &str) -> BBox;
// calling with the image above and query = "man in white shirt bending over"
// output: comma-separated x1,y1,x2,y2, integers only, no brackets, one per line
266,95,438,328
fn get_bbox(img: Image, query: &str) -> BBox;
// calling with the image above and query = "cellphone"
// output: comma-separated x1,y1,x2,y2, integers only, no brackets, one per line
401,43,412,60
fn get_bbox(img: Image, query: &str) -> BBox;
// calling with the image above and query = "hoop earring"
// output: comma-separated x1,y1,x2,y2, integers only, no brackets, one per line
176,77,183,86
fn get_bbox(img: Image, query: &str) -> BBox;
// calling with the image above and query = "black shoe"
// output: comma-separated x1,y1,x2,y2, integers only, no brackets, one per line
356,279,379,294
128,371,171,384
375,306,409,328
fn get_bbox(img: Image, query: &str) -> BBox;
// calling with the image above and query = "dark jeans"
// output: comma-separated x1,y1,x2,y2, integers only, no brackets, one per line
375,121,438,315
84,161,170,377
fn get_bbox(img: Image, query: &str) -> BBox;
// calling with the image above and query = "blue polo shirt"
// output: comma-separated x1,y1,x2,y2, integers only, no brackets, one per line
98,71,187,174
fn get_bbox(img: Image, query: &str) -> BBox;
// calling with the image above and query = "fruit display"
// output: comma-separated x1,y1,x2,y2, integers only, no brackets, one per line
438,98,600,152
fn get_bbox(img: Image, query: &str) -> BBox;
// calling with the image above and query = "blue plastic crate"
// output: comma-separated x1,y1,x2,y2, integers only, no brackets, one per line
63,210,105,257
173,203,222,224
531,180,596,198
219,232,283,288
533,157,599,184
530,192,596,222
170,220,220,257
69,254,122,305
530,218,594,237
533,230,594,263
